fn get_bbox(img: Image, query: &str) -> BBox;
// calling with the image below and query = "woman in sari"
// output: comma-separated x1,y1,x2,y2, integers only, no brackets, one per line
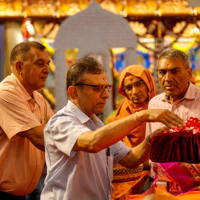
108,65,156,200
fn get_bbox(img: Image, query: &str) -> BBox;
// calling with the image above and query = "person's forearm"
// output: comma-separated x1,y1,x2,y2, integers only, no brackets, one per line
94,113,142,149
76,111,146,153
119,139,150,169
90,109,170,151
19,125,45,151
120,126,167,169
75,109,184,152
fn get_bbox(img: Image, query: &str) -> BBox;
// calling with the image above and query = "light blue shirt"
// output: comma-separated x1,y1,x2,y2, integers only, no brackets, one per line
41,100,130,200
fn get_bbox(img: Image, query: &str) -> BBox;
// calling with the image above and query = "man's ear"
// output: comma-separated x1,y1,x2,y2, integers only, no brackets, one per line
68,86,79,100
15,61,23,75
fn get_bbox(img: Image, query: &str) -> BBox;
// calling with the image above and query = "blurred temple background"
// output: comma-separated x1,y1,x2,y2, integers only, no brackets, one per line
0,0,200,119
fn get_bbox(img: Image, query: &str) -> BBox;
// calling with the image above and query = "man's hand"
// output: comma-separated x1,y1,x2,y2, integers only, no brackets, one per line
139,109,185,128
147,126,169,145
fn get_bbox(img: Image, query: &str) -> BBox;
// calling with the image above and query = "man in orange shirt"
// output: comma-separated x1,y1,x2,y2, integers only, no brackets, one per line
0,41,54,200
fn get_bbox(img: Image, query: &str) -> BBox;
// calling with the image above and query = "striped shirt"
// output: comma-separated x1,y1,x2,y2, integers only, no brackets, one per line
146,82,200,178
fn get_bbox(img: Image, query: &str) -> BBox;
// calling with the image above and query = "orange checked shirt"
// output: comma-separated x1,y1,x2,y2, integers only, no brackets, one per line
0,73,54,195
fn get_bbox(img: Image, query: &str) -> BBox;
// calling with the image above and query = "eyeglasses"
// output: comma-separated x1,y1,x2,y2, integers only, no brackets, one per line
123,80,145,91
75,83,113,92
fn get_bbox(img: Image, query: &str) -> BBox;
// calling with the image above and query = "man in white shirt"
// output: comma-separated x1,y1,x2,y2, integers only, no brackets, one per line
41,57,184,200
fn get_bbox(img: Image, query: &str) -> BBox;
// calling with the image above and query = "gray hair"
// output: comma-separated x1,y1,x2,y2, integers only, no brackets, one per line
158,49,190,69
66,57,106,90
10,41,46,65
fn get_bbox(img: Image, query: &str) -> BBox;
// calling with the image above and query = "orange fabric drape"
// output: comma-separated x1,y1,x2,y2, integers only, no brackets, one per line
108,65,156,200
108,65,156,147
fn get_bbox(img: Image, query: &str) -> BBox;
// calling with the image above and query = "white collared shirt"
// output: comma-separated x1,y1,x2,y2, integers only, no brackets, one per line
41,100,130,200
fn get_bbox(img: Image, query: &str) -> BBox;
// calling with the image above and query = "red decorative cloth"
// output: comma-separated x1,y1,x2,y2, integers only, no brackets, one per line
150,117,200,163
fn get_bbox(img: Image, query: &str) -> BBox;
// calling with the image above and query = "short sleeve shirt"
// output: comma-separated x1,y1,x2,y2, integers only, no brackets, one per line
41,100,130,200
0,73,54,195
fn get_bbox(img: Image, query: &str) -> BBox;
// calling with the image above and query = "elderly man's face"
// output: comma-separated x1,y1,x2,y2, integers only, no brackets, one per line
19,47,50,95
157,57,192,102
75,72,110,118
123,75,149,105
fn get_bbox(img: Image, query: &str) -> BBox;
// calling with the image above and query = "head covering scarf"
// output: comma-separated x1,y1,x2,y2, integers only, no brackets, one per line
108,64,156,147
118,65,156,102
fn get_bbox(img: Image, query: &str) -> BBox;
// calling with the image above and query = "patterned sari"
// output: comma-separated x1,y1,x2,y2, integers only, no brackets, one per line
129,162,200,200
152,162,200,195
